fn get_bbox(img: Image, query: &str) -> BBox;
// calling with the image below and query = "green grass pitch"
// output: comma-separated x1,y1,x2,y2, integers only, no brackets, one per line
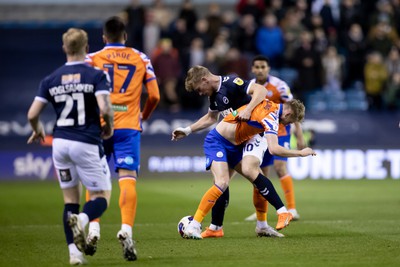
0,177,399,267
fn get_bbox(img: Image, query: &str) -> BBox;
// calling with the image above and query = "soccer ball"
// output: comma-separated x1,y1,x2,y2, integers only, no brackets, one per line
177,215,193,238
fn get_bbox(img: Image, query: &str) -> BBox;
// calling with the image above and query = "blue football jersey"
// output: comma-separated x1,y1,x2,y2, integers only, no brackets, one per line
36,62,110,144
209,75,254,117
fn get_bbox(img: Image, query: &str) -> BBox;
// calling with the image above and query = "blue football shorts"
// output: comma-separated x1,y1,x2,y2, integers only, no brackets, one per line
103,129,140,173
203,129,243,170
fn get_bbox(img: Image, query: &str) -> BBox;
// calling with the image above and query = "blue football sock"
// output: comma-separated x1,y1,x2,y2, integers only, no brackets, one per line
253,174,284,210
82,197,107,221
63,203,80,245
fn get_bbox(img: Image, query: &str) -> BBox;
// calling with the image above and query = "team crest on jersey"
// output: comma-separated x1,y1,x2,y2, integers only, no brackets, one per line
233,77,244,86
61,73,81,84
223,96,229,104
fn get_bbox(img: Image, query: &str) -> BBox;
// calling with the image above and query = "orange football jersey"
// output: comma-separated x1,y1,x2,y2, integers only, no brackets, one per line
86,44,160,130
252,75,293,136
224,99,282,145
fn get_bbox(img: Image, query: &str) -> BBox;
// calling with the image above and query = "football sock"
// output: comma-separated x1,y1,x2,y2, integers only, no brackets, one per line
253,173,284,210
86,190,100,223
276,206,288,214
211,186,229,227
253,187,268,221
88,221,100,235
119,177,137,227
193,184,223,223
280,174,296,210
257,220,268,229
63,203,80,245
121,223,132,238
209,224,222,231
68,243,81,255
82,197,107,222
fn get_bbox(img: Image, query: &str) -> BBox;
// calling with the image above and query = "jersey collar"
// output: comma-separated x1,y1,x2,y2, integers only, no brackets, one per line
65,61,86,65
105,43,125,48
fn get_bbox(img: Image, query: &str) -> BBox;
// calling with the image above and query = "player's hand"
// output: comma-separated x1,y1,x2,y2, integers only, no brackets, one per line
236,109,251,121
101,125,114,140
171,127,191,141
27,127,45,144
300,147,316,157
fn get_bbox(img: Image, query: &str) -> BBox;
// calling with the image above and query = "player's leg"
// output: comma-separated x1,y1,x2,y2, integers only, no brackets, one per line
53,138,87,265
235,157,292,231
185,129,238,239
274,159,300,220
70,141,112,252
112,129,140,261
185,161,228,239
201,168,236,238
85,137,113,256
275,134,300,220
241,135,283,234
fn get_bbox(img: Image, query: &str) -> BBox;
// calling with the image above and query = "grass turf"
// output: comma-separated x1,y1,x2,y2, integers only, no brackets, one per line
0,177,399,266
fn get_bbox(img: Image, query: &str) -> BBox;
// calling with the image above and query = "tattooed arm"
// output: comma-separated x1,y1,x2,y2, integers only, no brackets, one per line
96,93,114,139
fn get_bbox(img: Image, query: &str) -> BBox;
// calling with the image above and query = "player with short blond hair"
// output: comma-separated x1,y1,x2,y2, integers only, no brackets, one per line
27,27,114,265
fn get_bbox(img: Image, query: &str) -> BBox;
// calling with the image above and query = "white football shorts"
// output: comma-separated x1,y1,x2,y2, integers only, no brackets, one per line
242,134,267,165
52,138,111,191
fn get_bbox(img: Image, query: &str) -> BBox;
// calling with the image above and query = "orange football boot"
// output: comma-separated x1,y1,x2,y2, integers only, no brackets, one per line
276,212,293,230
201,227,224,238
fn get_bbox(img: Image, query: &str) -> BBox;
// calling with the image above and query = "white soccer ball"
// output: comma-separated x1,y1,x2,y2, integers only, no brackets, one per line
177,215,193,238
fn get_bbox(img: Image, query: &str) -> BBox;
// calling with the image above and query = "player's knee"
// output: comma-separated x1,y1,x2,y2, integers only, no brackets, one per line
89,190,111,206
214,178,229,192
241,163,260,181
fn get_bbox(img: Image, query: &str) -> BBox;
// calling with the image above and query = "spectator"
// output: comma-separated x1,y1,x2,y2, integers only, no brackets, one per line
206,3,223,43
152,38,182,112
292,30,323,102
232,14,258,61
143,9,160,56
321,45,344,92
367,15,399,57
120,0,146,51
343,23,367,88
151,0,173,39
255,12,285,68
364,51,389,110
236,0,265,25
313,27,329,54
385,46,400,76
338,0,362,47
280,7,306,65
194,18,213,48
220,47,250,79
178,0,198,32
384,71,400,110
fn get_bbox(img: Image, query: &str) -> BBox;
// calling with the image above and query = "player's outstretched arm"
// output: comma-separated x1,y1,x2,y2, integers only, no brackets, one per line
171,111,218,141
266,134,316,157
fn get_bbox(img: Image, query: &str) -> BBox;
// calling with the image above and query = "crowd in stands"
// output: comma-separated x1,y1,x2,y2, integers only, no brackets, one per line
120,0,400,112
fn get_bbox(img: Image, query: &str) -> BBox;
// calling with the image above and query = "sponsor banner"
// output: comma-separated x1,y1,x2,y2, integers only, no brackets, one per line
2,111,400,147
1,148,400,180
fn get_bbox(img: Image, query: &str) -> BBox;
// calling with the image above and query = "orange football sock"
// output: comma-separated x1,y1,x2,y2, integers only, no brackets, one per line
119,177,137,227
253,187,268,221
193,184,223,223
85,190,100,223
280,174,296,210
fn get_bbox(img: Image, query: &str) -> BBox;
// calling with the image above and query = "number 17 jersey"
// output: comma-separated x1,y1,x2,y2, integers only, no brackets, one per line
86,44,157,130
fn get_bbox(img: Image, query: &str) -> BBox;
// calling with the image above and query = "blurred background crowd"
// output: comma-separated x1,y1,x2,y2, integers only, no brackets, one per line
2,0,400,113
116,0,400,113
